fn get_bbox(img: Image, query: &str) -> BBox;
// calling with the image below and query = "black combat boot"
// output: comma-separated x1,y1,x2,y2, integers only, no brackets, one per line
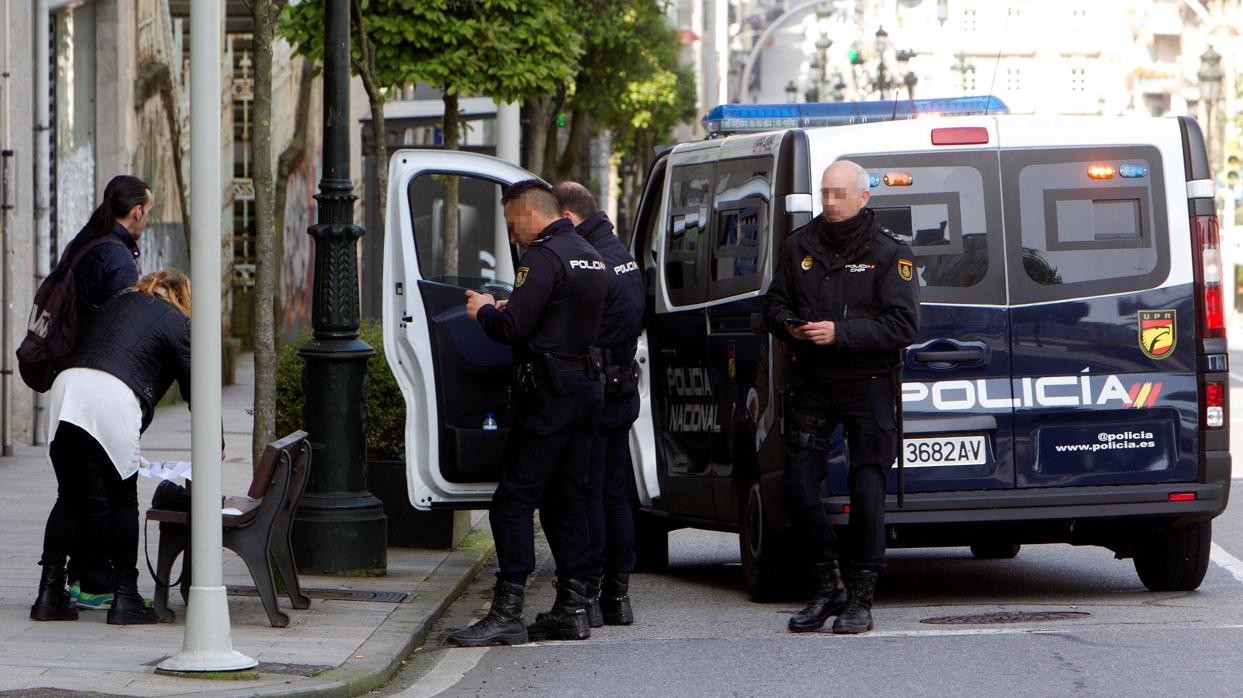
788,561,848,632
106,570,157,625
526,577,591,642
584,575,604,628
30,563,78,621
600,572,634,625
446,580,528,647
831,569,878,635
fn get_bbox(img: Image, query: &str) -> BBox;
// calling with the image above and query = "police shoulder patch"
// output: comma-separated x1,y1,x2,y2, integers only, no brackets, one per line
897,259,913,281
515,267,529,288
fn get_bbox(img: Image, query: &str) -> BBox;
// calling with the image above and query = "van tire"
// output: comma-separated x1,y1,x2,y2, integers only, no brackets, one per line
739,477,799,602
969,543,1021,559
633,511,669,572
1134,521,1211,592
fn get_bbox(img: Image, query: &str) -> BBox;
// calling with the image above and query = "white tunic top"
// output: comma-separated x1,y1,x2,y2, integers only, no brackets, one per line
48,367,144,480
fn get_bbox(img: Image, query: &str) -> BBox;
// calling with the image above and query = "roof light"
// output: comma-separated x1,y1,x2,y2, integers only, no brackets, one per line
868,174,881,188
700,96,1009,135
883,172,913,186
1119,163,1148,178
1088,165,1116,180
931,126,990,145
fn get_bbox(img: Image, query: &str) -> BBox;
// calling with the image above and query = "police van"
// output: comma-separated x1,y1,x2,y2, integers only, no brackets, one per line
383,96,1230,599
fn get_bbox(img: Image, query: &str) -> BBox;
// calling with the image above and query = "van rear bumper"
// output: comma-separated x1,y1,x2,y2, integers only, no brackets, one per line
824,452,1231,528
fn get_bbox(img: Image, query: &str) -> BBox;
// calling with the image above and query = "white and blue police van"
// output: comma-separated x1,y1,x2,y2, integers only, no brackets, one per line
383,96,1230,599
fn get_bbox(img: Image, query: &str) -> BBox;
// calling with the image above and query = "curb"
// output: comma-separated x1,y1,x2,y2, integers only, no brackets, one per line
191,525,495,698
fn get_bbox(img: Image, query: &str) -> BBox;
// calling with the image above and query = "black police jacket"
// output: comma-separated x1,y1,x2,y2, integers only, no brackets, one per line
62,223,141,318
765,211,920,379
66,290,191,431
576,212,644,364
478,218,609,360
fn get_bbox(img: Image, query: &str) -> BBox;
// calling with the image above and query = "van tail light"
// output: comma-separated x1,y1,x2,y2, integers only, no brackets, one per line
1191,214,1225,339
1168,492,1197,502
1204,381,1225,429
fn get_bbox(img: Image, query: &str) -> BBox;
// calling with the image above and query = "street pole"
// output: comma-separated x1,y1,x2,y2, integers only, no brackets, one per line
737,0,823,103
493,100,519,284
291,0,387,575
158,0,256,674
33,0,49,445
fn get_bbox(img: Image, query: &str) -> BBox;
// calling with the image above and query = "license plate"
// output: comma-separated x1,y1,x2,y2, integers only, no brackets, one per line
902,435,987,468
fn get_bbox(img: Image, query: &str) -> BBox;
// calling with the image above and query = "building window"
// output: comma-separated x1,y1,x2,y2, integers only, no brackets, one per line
1006,67,1022,93
962,8,977,32
1070,67,1087,93
964,71,978,92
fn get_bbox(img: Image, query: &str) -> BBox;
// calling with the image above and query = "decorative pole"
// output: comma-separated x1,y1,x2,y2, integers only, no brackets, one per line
291,0,387,575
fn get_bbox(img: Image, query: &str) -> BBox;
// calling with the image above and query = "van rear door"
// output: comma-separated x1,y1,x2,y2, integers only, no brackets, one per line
997,119,1197,488
824,118,1015,494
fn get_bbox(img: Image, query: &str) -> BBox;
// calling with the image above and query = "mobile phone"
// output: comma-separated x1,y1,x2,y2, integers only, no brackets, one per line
785,318,808,327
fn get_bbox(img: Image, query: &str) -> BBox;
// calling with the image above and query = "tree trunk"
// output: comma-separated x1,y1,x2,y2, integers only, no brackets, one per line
542,107,560,181
442,91,460,277
556,107,590,183
351,0,386,239
525,95,554,179
250,0,277,467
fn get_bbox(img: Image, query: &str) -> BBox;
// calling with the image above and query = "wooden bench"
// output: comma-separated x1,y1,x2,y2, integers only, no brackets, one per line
147,431,312,627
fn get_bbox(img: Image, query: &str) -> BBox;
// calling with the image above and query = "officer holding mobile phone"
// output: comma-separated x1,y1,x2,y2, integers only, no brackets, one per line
765,160,919,635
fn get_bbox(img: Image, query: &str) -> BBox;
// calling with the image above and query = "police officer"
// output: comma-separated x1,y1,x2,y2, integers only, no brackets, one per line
551,182,644,627
446,180,610,647
765,160,919,635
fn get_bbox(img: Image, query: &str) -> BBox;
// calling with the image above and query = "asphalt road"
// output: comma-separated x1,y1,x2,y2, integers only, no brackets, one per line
375,351,1243,697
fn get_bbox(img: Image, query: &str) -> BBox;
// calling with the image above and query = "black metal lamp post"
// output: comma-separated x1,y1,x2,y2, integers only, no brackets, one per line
291,0,387,575
1199,45,1223,165
786,79,799,103
874,26,889,99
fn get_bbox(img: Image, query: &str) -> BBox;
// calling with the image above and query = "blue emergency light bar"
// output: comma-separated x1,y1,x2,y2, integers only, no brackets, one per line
701,96,1009,135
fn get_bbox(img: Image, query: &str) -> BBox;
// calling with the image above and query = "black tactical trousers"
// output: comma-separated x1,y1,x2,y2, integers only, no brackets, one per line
784,374,897,572
491,370,603,584
586,390,641,576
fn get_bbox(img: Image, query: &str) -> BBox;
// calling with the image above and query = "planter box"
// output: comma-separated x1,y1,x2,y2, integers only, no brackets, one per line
367,459,472,549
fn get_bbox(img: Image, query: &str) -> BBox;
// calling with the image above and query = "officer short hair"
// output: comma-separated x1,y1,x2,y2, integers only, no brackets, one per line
552,181,597,221
501,179,560,217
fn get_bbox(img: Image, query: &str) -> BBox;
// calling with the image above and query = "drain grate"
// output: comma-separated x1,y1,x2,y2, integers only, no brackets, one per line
226,585,409,603
920,611,1091,625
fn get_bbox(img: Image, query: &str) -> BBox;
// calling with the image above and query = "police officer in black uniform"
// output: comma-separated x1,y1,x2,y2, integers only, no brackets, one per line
552,182,645,627
446,180,610,647
765,160,920,635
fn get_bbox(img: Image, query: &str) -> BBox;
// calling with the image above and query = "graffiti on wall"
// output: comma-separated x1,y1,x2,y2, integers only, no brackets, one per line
280,152,319,344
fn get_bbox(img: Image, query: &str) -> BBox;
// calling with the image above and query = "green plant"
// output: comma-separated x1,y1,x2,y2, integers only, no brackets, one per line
274,320,405,461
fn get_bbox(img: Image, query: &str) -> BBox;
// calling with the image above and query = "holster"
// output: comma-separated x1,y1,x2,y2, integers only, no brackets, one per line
541,353,566,395
604,360,640,400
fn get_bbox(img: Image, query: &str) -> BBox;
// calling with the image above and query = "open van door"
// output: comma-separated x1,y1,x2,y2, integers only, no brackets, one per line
383,150,533,510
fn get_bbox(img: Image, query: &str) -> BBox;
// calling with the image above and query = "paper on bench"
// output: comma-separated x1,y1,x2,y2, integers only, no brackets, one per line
138,457,193,481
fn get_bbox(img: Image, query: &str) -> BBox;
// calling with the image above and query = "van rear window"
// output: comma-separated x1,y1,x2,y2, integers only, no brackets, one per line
850,151,1005,305
1002,147,1168,304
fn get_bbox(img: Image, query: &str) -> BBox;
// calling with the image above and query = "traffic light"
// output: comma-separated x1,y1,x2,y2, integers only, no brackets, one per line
557,112,566,128
847,47,862,65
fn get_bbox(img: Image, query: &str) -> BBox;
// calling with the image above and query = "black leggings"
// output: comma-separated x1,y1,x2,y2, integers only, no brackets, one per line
40,421,139,582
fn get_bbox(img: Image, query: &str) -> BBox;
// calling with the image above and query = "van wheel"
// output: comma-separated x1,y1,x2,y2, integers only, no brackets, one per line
1134,521,1211,592
633,511,669,572
970,543,1021,559
739,477,799,602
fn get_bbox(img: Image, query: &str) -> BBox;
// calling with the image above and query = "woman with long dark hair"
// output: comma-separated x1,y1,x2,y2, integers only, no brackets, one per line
53,175,153,610
31,269,192,625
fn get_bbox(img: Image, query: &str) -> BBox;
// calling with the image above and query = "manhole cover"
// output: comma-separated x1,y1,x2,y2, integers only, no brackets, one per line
920,611,1091,625
227,585,409,603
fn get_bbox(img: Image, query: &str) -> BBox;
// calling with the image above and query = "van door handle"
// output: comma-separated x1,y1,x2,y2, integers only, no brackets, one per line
912,349,983,363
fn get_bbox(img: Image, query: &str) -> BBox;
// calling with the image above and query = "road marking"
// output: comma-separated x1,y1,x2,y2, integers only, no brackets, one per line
1210,542,1243,586
391,647,489,698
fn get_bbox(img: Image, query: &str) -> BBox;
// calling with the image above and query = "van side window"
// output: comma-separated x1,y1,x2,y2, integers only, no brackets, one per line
710,157,771,300
407,174,508,286
850,152,1005,305
1002,147,1169,304
665,162,716,306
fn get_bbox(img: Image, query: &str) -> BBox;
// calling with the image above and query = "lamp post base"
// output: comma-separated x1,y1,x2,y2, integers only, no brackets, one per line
292,492,388,576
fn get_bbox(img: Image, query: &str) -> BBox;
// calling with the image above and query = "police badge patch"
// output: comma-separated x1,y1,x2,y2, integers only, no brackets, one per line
1138,309,1176,359
897,259,913,281
801,255,813,271
515,266,529,288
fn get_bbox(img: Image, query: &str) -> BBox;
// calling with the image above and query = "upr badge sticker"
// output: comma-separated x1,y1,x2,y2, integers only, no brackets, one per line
801,255,813,271
897,259,913,281
515,267,529,288
1138,309,1176,359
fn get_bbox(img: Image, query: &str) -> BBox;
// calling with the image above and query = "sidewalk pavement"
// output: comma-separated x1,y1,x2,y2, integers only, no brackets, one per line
0,354,494,697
